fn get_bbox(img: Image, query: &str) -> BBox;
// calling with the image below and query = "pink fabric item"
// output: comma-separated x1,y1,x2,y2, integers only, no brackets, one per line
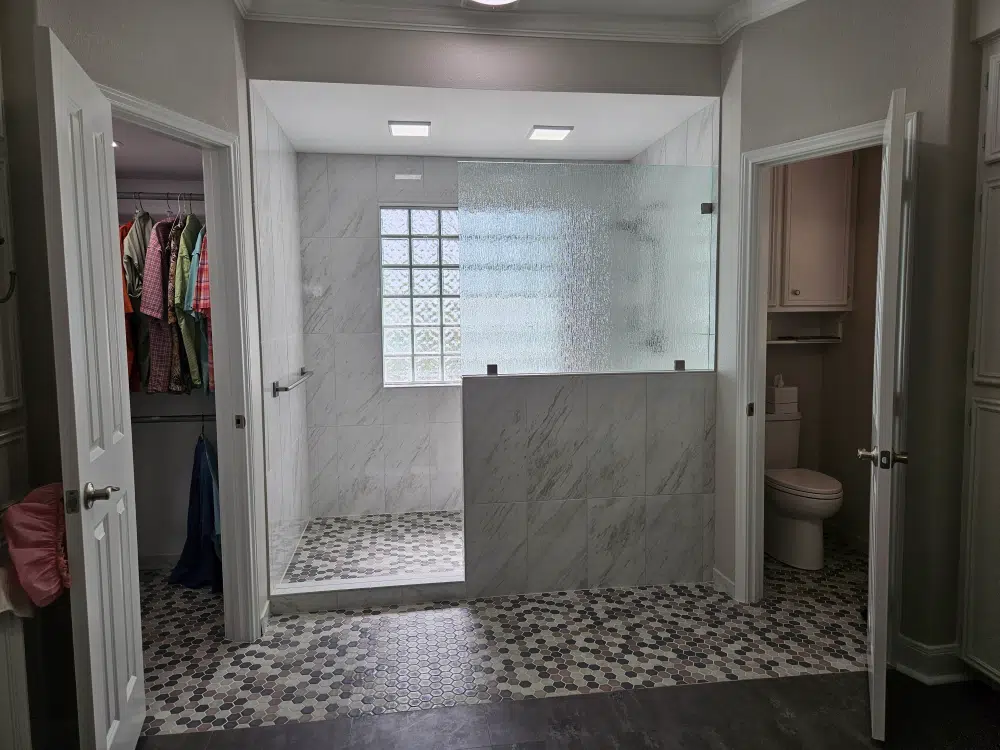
2,483,71,607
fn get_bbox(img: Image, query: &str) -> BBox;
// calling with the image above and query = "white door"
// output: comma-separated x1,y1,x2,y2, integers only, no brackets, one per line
35,28,145,750
862,88,914,743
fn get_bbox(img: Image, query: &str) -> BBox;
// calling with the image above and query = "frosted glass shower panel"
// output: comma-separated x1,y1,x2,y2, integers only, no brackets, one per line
458,162,716,375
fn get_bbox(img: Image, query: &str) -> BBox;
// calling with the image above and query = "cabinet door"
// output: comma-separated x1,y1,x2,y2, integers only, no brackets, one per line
780,153,856,309
764,167,782,309
986,53,1000,164
963,399,1000,682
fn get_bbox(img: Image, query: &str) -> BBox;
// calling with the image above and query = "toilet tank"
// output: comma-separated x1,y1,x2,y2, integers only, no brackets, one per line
765,412,801,470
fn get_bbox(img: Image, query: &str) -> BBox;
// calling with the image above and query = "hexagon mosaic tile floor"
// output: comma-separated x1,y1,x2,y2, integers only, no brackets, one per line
140,541,867,736
280,511,464,585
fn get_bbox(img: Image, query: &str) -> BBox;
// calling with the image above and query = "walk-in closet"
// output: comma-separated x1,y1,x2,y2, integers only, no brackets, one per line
112,118,223,604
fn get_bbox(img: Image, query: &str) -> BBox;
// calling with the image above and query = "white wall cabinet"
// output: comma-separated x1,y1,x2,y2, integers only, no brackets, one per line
767,153,857,312
960,37,1000,687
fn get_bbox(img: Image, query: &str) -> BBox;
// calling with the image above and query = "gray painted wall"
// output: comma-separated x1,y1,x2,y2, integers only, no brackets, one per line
715,0,980,647
463,372,715,598
244,21,721,96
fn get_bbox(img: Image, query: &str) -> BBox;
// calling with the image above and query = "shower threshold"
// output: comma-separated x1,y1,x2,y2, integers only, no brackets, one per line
270,510,466,613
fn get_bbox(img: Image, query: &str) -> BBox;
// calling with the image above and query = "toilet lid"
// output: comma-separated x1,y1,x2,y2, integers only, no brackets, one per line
765,468,842,496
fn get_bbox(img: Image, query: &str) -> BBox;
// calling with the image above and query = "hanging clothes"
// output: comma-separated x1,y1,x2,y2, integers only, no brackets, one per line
169,436,222,592
174,215,204,389
165,217,188,393
140,218,175,393
119,221,138,391
188,231,214,393
123,211,154,388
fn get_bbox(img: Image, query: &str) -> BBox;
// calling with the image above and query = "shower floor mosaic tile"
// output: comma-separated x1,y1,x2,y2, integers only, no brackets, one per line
140,542,867,736
280,510,465,585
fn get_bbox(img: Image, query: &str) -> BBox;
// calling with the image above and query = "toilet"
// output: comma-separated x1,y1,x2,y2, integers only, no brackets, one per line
764,412,843,570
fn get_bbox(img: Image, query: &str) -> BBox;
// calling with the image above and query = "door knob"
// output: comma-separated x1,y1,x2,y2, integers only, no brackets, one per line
891,451,908,466
83,482,120,510
857,447,878,466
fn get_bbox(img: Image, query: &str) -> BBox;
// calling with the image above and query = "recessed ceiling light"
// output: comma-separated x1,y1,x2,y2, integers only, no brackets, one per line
395,173,423,181
529,126,574,141
112,140,121,148
389,121,431,137
463,0,519,6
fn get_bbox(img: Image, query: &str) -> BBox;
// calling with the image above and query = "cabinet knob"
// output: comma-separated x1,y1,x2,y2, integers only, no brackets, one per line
792,289,801,296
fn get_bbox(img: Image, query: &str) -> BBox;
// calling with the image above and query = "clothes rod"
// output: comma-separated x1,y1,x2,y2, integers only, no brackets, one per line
117,191,205,202
132,414,215,424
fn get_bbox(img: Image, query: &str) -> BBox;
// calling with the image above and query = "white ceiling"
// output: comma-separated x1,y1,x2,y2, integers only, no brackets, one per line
112,119,203,180
254,81,714,159
237,0,807,44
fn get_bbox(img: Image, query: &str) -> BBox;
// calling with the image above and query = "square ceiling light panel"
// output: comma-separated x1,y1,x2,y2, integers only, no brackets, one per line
529,125,574,141
389,121,431,137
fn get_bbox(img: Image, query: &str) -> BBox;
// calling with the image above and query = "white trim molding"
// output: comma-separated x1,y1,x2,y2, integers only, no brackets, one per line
893,637,969,686
733,113,919,603
100,86,266,644
716,0,809,42
713,568,736,598
237,0,810,45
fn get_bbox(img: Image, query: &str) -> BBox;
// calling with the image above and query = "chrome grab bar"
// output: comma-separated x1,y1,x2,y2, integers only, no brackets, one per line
272,367,313,398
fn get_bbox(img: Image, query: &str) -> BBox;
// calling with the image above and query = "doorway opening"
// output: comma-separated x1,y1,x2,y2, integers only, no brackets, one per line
757,146,883,660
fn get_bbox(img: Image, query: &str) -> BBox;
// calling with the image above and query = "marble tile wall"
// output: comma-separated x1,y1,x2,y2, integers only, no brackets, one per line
250,85,311,586
298,153,463,518
463,372,716,598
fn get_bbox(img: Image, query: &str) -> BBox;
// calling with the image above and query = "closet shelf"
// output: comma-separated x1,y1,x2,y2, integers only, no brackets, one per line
767,337,842,345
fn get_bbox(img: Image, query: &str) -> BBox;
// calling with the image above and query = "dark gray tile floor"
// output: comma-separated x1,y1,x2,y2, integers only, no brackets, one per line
137,670,1000,749
281,511,464,585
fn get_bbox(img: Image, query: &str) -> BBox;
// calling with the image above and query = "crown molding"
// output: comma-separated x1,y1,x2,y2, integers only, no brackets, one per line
242,0,720,44
237,0,811,45
716,0,809,42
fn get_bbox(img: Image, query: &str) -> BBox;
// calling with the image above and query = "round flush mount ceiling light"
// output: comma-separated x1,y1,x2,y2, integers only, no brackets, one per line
462,0,520,9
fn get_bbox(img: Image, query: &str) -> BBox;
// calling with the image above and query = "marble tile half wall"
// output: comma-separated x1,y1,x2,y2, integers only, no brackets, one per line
463,372,716,598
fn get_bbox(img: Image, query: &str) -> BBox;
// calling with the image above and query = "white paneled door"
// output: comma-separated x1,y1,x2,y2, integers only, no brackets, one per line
35,28,145,750
863,88,914,743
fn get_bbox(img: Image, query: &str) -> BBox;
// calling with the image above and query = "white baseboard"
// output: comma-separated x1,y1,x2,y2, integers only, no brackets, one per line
713,568,736,598
259,600,271,635
893,636,968,685
138,553,179,571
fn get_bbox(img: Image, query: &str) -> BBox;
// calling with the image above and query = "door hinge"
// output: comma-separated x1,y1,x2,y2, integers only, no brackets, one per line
983,133,987,151
969,408,973,427
978,193,983,213
971,349,976,369
746,402,755,417
65,489,80,514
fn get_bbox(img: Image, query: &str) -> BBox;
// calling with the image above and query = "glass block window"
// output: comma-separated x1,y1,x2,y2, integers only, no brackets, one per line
380,207,461,385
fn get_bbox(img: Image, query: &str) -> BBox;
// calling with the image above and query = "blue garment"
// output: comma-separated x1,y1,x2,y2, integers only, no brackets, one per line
170,436,222,591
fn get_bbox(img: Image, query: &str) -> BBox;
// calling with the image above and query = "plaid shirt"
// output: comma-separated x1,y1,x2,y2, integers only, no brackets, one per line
191,236,213,391
143,220,173,393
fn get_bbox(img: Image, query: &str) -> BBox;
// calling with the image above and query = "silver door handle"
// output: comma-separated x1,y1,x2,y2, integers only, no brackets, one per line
857,447,878,466
83,482,120,510
891,451,908,465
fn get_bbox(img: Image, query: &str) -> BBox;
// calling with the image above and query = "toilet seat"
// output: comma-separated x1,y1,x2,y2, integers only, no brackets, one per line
765,468,842,499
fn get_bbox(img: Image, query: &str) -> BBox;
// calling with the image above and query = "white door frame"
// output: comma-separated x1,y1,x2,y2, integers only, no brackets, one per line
100,86,266,643
733,115,918,633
